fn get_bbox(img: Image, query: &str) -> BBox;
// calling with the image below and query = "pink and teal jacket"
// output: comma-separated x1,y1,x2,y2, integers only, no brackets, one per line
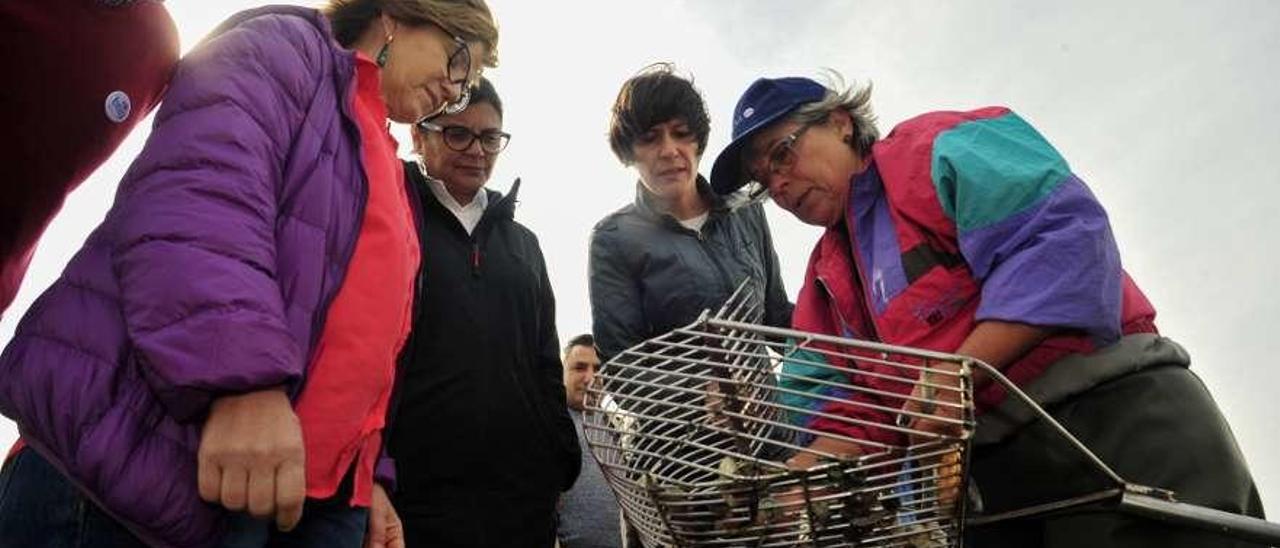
786,107,1157,446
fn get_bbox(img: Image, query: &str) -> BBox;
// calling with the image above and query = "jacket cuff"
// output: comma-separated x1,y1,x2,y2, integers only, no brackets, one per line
374,454,397,492
139,364,301,424
138,364,215,424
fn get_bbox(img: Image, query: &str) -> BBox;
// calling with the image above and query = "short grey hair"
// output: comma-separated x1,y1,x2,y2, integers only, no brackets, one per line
788,70,879,157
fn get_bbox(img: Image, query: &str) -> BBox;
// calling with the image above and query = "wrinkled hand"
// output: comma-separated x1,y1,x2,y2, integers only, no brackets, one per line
197,389,305,531
902,361,965,442
364,483,404,548
901,361,966,506
785,435,862,471
765,436,864,524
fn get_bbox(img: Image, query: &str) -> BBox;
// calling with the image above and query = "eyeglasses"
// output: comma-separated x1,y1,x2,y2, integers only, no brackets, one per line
440,35,473,115
745,122,815,187
417,121,511,154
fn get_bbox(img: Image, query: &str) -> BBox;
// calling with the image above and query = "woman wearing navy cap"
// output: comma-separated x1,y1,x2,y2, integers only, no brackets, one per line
709,72,1263,547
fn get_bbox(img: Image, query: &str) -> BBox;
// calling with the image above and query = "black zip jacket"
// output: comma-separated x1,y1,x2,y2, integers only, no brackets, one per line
389,163,580,512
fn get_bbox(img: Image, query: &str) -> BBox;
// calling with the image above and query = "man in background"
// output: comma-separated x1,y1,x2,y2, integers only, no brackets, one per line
557,334,626,548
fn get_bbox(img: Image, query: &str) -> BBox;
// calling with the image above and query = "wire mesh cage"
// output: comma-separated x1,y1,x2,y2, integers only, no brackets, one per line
582,283,978,547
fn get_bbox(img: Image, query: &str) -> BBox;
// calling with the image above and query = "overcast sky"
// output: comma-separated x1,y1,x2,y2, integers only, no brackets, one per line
3,0,1277,518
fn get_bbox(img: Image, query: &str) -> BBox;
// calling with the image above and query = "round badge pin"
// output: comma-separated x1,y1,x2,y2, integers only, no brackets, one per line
105,91,132,123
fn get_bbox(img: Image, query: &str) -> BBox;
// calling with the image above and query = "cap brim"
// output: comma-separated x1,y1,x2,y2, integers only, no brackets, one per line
709,139,750,195
709,106,796,195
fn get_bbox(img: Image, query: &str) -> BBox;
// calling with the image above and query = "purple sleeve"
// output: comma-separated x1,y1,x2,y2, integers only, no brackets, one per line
111,15,329,422
375,452,397,492
961,176,1123,343
931,112,1124,344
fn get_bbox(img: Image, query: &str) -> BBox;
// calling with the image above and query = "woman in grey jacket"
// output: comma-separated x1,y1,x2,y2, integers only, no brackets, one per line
588,63,792,363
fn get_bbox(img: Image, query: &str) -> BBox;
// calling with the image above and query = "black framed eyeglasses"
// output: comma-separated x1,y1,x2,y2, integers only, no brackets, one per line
745,122,818,188
417,121,510,154
440,35,473,116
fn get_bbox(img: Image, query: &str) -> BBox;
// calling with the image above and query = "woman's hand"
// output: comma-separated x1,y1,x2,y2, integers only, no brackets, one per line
364,483,405,548
901,361,966,442
197,388,306,531
785,435,863,471
901,361,966,506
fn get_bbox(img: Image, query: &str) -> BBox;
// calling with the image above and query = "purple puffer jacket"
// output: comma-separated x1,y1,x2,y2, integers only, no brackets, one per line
0,7,371,547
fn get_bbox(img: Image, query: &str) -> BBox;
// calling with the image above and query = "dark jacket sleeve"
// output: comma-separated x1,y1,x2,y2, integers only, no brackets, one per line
753,204,794,329
530,233,582,490
110,15,329,422
375,162,429,492
587,222,647,362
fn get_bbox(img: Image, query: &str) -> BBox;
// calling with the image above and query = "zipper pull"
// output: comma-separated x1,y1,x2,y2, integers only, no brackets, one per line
471,243,481,277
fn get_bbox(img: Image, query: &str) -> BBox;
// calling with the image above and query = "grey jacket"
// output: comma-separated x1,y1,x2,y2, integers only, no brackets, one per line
589,177,792,361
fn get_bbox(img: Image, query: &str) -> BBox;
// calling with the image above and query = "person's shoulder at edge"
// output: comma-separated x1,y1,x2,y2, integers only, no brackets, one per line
186,6,336,73
878,106,1017,144
509,217,546,256
591,202,642,235
199,5,332,45
734,197,769,220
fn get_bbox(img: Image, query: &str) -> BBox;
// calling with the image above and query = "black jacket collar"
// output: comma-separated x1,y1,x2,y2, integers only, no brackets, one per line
406,160,521,236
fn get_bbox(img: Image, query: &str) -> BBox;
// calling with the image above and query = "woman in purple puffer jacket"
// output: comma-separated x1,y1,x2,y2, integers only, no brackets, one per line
0,2,496,547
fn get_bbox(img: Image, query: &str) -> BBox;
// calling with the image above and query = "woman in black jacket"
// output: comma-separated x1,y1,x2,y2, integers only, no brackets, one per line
390,78,579,548
588,63,793,361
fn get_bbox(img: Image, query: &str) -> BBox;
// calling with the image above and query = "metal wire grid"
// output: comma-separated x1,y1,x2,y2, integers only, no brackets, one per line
582,284,977,547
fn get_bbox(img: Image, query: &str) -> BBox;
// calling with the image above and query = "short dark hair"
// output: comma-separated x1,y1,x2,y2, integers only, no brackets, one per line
469,76,503,120
563,333,596,357
608,63,711,165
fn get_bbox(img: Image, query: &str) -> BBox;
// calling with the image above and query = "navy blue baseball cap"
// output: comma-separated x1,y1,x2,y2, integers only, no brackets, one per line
710,76,828,195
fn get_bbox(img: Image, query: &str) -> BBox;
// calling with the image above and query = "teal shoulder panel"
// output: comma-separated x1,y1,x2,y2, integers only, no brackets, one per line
929,112,1071,231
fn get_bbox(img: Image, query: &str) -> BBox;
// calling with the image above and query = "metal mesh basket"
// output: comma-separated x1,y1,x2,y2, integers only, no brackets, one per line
584,282,1280,547
583,283,977,547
